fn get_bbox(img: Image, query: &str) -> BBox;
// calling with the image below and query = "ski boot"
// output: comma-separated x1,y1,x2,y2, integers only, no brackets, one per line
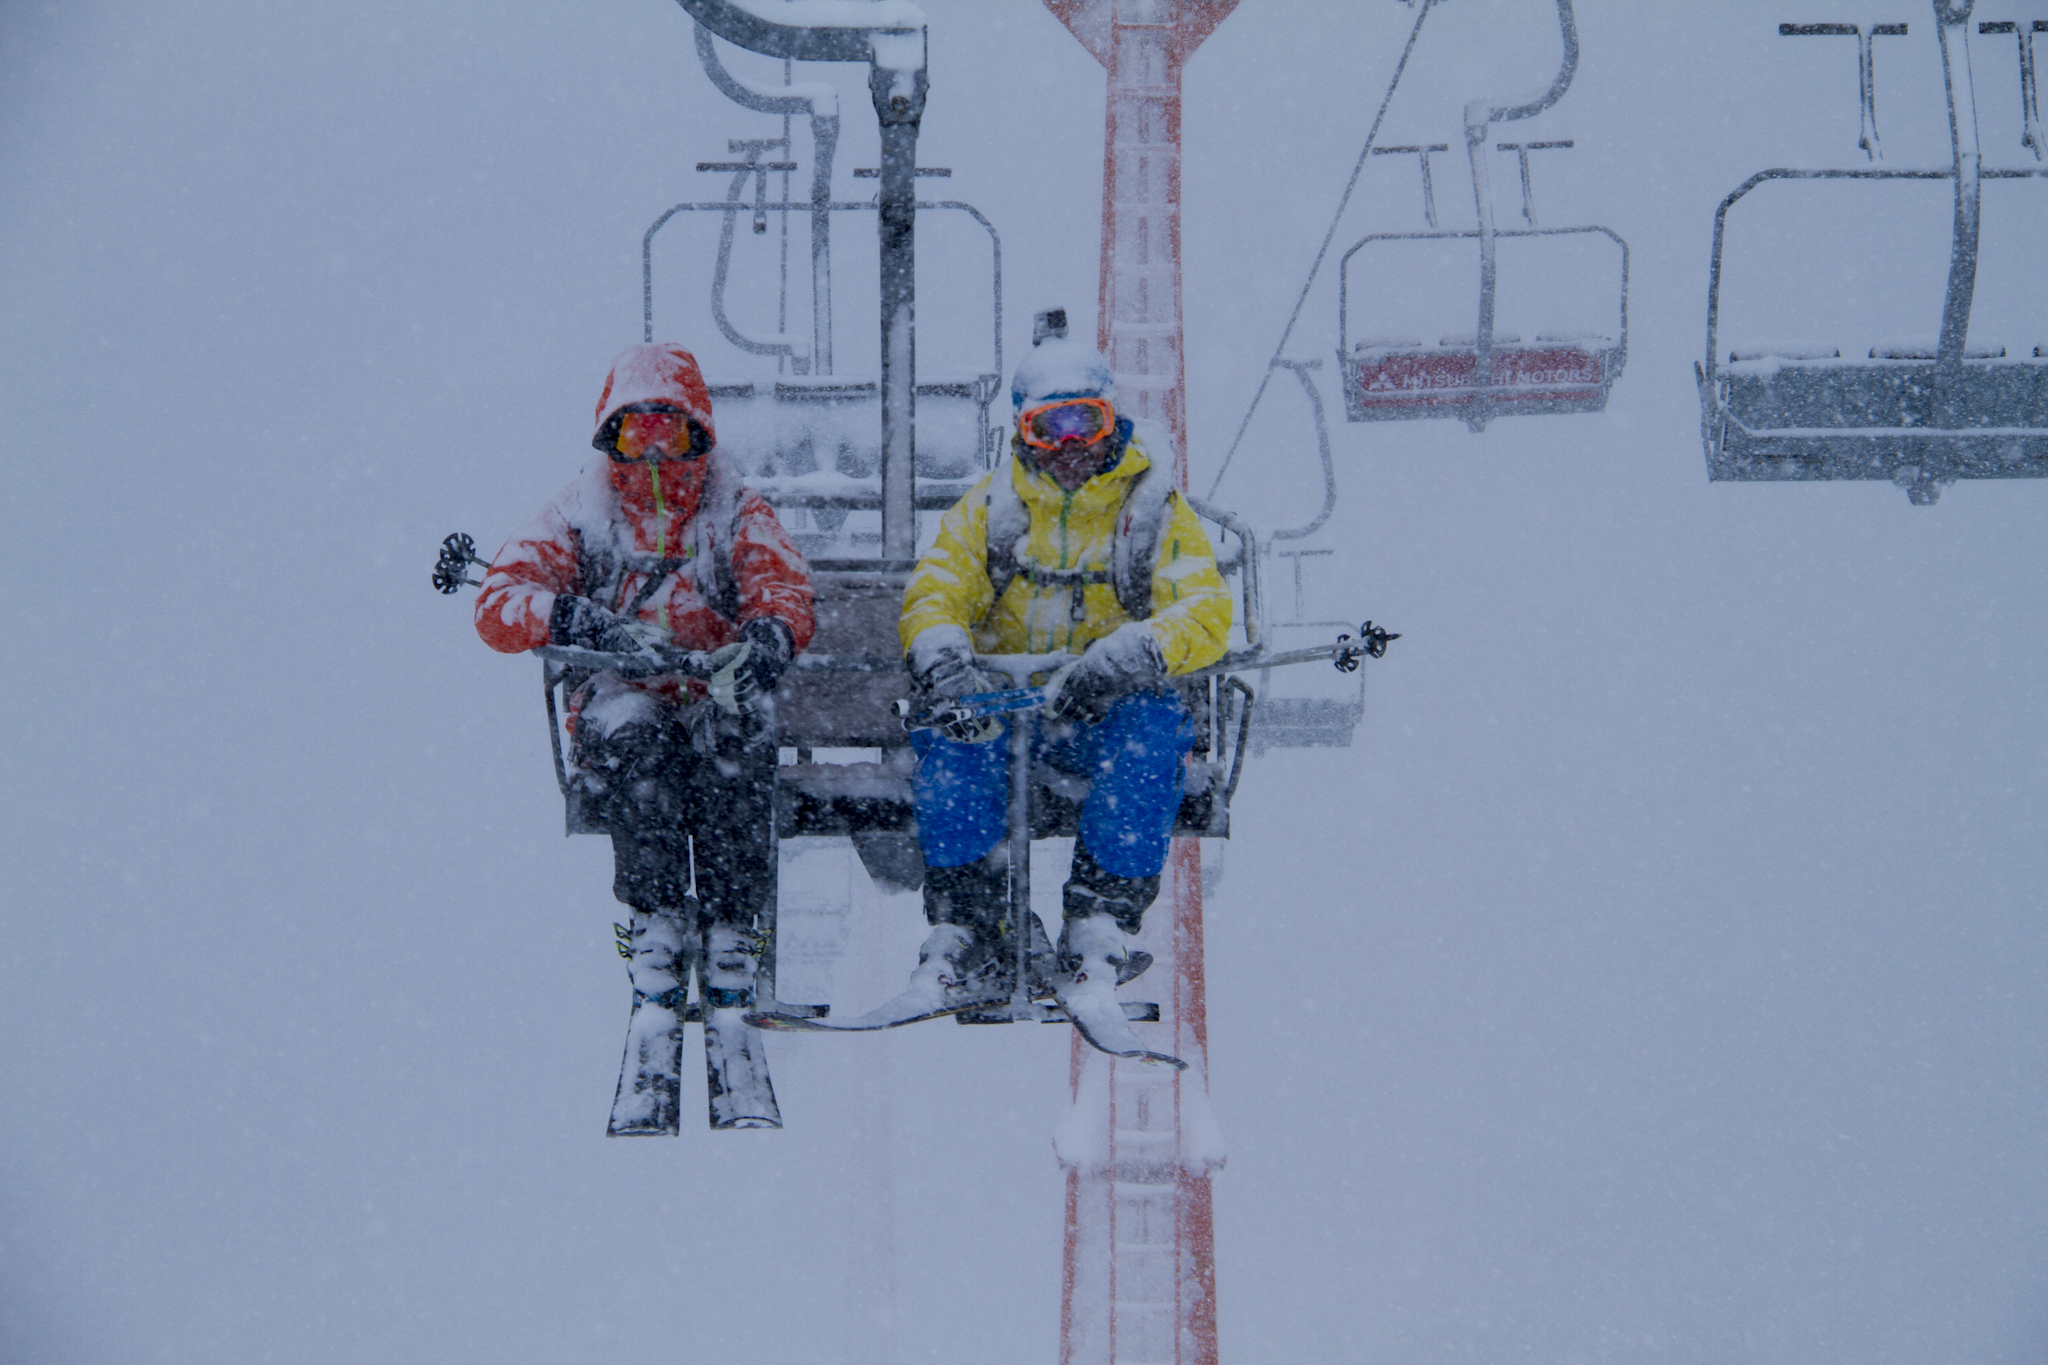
1062,846,1157,986
955,909,1060,1024
837,861,1013,1027
701,920,760,1010
836,921,1010,1028
1052,914,1182,1067
608,905,691,1135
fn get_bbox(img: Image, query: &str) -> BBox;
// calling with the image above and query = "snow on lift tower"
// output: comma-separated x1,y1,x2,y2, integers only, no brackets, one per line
1697,0,2048,505
1337,0,1629,432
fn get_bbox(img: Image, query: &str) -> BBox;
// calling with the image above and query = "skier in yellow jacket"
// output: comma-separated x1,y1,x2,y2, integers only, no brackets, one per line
882,328,1233,1027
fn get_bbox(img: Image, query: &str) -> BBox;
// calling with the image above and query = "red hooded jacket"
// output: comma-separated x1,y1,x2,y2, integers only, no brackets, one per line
475,345,814,688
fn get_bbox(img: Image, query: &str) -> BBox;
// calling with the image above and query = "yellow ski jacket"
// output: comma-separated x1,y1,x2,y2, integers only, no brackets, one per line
900,434,1233,674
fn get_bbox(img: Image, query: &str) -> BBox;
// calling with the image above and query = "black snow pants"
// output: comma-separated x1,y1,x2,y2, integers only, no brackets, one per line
570,696,774,927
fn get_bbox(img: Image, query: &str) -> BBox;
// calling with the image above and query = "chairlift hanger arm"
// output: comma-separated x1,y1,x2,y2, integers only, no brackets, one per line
674,0,929,562
674,0,925,69
640,198,1002,430
1461,0,1579,427
1466,0,1578,131
691,23,844,371
691,22,840,118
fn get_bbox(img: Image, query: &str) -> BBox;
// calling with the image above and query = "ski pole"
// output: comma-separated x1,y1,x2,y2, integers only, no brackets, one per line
895,622,1399,734
432,530,758,704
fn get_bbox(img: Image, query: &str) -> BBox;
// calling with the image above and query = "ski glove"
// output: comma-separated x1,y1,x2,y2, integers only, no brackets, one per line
1044,622,1165,725
906,624,1001,744
734,616,794,700
704,618,795,714
908,624,997,699
549,593,667,656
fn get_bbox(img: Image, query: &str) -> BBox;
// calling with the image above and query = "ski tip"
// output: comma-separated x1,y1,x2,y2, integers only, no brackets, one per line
713,1115,783,1131
1068,1020,1189,1069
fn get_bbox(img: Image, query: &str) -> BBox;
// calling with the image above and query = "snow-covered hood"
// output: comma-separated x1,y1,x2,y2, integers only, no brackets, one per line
593,343,717,450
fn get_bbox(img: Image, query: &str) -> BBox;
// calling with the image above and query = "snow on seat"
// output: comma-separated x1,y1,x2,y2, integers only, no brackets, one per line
702,372,999,489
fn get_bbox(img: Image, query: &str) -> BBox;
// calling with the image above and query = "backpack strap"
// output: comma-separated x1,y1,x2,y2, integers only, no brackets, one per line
1018,561,1114,622
1109,461,1177,622
687,454,746,622
983,451,1032,607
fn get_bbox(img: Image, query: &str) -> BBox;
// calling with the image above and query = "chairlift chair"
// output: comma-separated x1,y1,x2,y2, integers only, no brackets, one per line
1697,0,2048,505
436,2,1393,1120
568,15,1283,1026
1335,0,1630,432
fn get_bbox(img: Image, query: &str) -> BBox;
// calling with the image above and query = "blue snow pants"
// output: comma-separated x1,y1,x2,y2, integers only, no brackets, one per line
912,689,1195,878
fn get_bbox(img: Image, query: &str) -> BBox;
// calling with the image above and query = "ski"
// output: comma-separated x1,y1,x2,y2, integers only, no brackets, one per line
701,1003,781,1129
608,911,783,1132
607,921,695,1137
745,974,1013,1033
1052,973,1186,1069
956,998,1161,1025
698,923,781,1128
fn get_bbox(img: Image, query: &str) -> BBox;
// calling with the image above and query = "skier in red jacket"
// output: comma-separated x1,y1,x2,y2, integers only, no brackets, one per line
476,343,814,1020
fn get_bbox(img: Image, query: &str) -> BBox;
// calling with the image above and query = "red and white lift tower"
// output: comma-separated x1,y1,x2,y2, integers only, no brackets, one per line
1044,5,1239,1365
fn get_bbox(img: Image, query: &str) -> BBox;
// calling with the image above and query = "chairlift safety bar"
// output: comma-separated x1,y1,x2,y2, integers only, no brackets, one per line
1698,164,2048,406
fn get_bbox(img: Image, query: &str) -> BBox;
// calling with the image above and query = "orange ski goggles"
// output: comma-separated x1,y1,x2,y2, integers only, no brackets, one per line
615,408,705,460
1018,397,1114,450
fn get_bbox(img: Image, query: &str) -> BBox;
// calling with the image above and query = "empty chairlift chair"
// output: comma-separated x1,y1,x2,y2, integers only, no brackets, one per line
1697,1,2048,504
1336,0,1629,433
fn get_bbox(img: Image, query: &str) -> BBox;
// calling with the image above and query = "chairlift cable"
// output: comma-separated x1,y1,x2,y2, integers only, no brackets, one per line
1205,0,1440,501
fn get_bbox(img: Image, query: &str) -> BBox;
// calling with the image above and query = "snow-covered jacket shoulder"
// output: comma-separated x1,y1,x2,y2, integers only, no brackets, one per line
475,451,814,656
898,428,1230,675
